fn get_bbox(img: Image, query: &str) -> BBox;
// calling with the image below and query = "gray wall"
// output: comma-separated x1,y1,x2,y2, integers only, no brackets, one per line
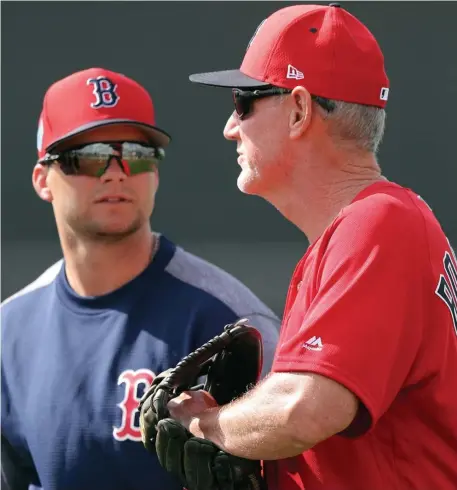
2,1,456,315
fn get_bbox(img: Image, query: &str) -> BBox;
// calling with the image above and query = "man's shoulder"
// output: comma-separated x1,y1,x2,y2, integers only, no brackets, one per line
1,259,63,312
166,246,266,307
1,260,62,359
336,181,433,242
309,181,446,281
165,245,279,322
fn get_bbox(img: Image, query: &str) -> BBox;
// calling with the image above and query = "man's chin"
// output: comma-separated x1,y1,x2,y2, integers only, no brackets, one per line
82,220,143,242
95,228,138,240
237,172,262,196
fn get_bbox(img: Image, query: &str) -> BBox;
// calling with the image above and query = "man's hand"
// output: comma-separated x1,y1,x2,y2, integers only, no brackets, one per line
167,390,219,435
138,321,267,488
155,419,266,490
158,390,267,489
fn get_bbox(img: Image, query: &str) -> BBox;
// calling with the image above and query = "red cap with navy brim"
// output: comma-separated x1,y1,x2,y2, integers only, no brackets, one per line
37,68,171,159
189,3,390,108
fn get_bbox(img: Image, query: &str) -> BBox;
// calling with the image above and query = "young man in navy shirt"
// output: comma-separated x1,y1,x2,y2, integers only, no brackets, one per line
1,67,279,490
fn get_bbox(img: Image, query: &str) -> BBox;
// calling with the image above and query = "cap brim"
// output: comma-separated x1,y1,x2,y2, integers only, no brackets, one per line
47,119,171,151
189,69,269,89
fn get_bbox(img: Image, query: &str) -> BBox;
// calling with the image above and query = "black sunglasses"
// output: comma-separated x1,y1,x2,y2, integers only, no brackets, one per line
38,141,165,177
232,86,336,120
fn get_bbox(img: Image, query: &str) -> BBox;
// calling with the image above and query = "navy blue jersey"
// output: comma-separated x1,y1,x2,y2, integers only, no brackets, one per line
1,235,279,490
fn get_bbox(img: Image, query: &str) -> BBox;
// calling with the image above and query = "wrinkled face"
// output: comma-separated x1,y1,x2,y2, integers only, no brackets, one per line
33,125,161,242
223,93,292,197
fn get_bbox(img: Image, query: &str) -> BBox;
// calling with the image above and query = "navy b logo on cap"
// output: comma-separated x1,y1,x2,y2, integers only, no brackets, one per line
87,76,120,108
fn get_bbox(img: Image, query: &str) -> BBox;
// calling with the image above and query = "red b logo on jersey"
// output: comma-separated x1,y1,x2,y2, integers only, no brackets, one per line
113,369,155,441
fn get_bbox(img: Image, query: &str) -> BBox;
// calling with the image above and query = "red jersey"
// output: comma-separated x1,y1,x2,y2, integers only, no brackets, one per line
265,181,457,490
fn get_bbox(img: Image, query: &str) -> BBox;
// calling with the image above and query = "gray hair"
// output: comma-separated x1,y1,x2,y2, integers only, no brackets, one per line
316,99,386,154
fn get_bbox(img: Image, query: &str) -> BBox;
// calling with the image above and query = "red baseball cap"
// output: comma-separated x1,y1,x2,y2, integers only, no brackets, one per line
189,3,389,108
37,67,171,159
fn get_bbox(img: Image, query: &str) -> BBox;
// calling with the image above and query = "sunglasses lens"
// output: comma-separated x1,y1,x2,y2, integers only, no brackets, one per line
60,154,108,177
233,90,251,119
60,143,165,177
124,143,164,176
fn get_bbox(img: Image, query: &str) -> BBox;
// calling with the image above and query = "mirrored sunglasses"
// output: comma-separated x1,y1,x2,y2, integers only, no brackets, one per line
39,141,165,177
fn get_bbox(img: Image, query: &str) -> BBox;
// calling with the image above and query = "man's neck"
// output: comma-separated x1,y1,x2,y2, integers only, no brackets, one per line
62,227,156,297
270,155,386,244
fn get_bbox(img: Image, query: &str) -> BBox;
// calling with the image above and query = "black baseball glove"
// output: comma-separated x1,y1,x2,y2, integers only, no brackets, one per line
138,319,267,490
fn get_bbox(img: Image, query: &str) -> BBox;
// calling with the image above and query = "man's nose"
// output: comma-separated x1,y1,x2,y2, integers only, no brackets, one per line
223,111,240,141
99,157,128,182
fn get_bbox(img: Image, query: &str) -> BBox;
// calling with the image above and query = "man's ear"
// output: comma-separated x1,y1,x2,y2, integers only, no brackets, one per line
32,163,53,202
288,86,313,140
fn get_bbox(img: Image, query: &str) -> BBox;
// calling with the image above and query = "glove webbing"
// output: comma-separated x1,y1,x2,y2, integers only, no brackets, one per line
153,319,252,420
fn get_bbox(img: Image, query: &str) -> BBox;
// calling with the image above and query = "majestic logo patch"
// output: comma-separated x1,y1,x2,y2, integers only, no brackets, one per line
87,76,120,108
113,369,155,441
303,336,323,351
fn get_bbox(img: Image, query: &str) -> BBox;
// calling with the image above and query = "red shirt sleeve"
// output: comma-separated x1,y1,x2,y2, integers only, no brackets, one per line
273,191,429,430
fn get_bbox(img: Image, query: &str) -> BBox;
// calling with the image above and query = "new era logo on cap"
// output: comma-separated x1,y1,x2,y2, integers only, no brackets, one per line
36,67,171,159
286,64,304,80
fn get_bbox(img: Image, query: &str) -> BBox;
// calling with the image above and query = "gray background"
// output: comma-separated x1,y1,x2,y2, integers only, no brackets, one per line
2,1,456,315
